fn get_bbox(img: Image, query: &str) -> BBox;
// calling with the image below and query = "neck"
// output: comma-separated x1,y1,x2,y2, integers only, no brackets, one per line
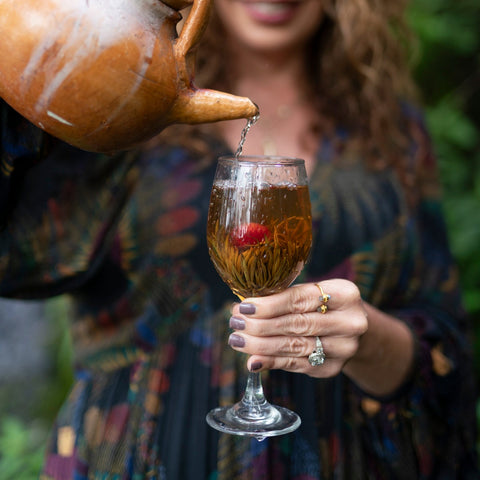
217,41,320,174
224,37,309,100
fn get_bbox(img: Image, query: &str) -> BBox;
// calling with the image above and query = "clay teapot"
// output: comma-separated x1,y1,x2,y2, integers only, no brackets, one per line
0,0,258,152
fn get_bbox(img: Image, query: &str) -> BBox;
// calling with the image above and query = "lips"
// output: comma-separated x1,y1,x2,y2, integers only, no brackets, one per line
241,1,300,24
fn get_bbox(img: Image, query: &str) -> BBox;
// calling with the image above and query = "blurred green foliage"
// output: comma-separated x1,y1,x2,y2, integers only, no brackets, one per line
408,0,480,366
0,297,73,479
408,0,480,452
0,0,479,477
0,418,47,479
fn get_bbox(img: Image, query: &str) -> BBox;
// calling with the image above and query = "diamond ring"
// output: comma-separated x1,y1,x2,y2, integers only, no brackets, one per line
308,336,325,366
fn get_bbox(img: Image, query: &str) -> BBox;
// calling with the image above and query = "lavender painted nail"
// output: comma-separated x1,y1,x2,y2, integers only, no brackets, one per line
228,333,245,348
250,361,263,372
239,303,256,315
229,316,246,330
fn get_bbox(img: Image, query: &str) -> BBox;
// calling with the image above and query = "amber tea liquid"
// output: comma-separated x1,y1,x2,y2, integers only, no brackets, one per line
207,182,312,299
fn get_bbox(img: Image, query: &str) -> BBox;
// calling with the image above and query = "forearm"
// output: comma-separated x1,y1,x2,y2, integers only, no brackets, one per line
342,302,415,397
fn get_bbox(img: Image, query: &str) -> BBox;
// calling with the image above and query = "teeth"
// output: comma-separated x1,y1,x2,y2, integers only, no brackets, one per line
249,2,293,15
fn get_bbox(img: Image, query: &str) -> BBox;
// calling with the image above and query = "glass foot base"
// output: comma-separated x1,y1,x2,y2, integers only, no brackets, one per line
206,402,301,441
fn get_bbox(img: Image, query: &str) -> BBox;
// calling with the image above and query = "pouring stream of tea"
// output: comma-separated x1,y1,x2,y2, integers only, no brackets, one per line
234,114,260,158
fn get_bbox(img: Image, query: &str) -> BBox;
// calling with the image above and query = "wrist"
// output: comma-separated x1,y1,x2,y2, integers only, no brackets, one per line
343,303,415,397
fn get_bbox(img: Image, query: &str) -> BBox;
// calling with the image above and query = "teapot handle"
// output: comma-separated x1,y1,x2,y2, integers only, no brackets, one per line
175,0,211,58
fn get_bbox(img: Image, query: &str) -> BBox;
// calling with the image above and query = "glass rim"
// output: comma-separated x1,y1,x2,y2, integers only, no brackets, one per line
218,155,305,166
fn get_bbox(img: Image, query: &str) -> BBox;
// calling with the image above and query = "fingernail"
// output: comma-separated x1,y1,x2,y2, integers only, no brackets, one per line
250,361,263,372
228,333,245,348
229,316,245,330
239,303,256,315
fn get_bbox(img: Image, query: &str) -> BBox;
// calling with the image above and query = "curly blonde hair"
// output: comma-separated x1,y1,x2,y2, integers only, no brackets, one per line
159,0,418,169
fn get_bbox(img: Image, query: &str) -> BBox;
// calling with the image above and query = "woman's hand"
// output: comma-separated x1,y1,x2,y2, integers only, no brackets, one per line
229,279,415,396
229,279,368,379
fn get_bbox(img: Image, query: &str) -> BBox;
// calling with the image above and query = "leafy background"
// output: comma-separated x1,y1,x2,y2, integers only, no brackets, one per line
0,0,479,477
408,0,480,370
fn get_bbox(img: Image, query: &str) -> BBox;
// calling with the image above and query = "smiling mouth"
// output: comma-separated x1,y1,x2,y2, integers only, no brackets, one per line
242,1,300,23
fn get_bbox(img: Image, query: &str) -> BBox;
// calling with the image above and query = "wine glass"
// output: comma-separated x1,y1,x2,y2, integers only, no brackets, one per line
206,155,312,440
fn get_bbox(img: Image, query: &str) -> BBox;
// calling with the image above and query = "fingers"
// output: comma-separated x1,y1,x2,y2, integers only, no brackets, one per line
232,279,360,319
229,332,360,363
246,355,340,376
227,279,368,378
230,310,345,337
229,297,366,339
243,334,361,378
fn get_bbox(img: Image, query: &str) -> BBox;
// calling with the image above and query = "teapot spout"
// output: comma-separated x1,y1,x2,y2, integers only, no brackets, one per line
171,88,258,124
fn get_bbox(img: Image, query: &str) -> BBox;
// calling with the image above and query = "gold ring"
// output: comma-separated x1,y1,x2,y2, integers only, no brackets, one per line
315,283,330,314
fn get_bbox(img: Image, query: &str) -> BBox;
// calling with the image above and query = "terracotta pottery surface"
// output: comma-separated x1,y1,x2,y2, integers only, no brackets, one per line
0,0,257,152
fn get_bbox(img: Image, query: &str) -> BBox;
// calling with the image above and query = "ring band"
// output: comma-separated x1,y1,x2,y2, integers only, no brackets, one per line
308,336,326,366
315,283,330,314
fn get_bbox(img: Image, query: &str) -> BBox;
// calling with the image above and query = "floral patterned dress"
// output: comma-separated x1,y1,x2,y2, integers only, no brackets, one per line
0,100,477,479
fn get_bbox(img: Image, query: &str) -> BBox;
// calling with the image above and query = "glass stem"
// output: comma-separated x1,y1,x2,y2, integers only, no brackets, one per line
240,371,268,417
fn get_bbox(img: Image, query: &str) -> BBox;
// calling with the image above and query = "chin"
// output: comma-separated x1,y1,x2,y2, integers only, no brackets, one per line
216,1,323,55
